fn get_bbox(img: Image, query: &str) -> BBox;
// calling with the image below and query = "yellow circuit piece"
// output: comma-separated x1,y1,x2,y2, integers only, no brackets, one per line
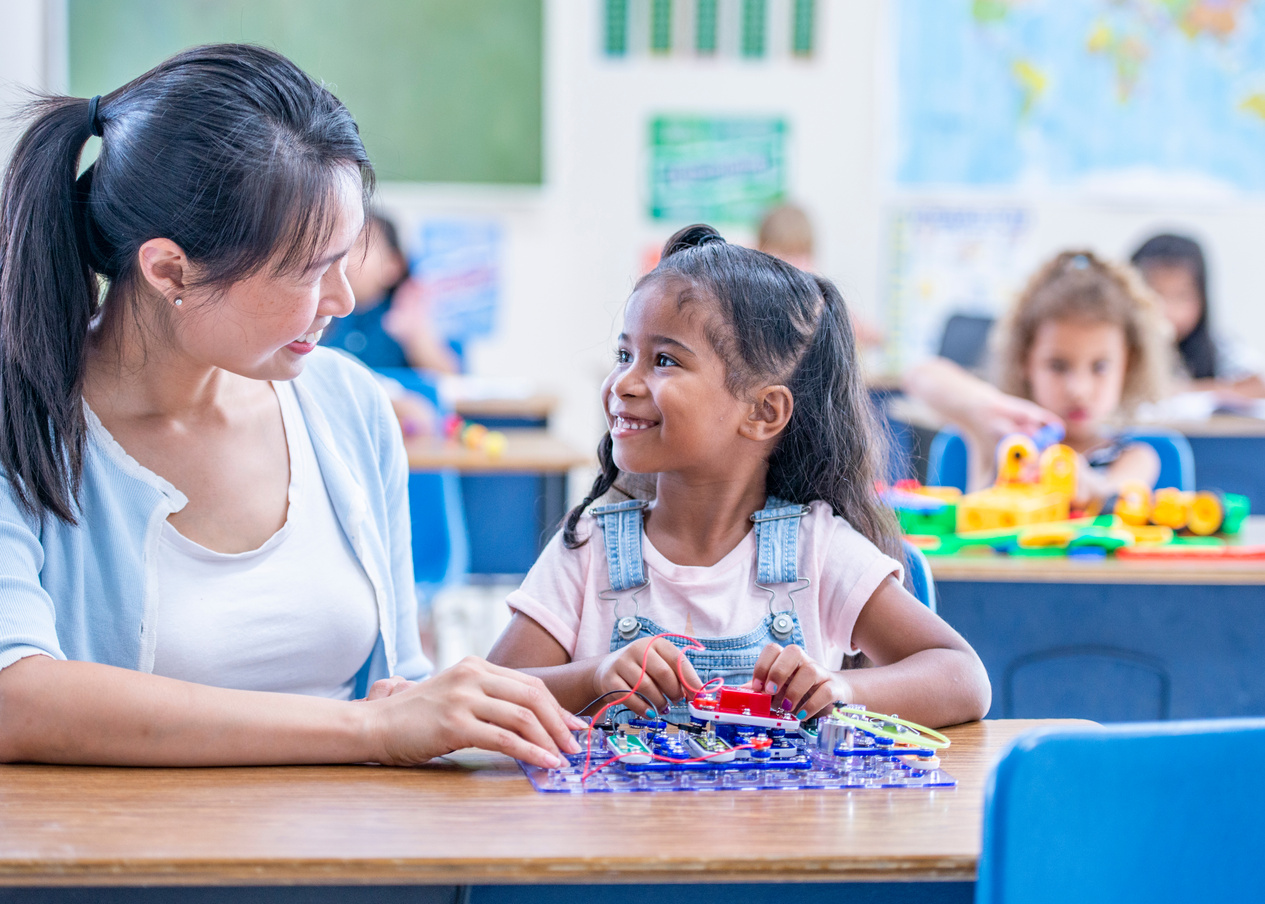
1017,524,1077,548
1187,491,1225,536
996,435,1039,485
1039,444,1077,498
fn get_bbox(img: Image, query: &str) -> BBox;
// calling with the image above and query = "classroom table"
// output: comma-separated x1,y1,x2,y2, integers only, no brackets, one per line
929,517,1265,723
1149,415,1265,510
0,719,1088,903
406,429,592,576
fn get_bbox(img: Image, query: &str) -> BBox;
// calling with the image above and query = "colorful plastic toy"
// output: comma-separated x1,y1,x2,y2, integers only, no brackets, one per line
887,433,1251,559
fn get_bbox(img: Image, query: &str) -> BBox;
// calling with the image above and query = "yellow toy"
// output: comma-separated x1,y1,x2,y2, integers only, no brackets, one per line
1113,482,1240,537
954,436,1074,532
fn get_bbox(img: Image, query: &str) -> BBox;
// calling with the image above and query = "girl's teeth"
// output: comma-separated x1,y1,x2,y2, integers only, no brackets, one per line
617,416,649,430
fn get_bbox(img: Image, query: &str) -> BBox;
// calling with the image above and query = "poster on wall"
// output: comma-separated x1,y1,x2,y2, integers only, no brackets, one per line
896,0,1265,192
410,219,502,343
648,116,787,223
885,206,1031,372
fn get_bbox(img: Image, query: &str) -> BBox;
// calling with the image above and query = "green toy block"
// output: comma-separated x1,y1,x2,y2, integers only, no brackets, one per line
1222,493,1250,534
897,504,958,536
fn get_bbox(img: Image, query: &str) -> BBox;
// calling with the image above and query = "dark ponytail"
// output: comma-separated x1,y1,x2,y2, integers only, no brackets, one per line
563,223,902,563
0,44,373,523
1130,233,1216,380
0,97,103,522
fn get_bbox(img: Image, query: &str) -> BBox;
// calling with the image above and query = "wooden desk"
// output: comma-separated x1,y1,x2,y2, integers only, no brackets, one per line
929,518,1265,723
404,429,591,576
453,394,557,426
0,719,1083,890
405,429,590,474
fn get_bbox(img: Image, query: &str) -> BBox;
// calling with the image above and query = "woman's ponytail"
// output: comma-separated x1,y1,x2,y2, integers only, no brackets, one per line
0,96,105,523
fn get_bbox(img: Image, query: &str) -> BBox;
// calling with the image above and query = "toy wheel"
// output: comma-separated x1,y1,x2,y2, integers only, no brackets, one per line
1188,491,1225,536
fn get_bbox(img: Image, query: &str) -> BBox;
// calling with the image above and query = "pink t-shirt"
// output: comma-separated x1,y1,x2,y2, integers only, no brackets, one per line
507,501,902,670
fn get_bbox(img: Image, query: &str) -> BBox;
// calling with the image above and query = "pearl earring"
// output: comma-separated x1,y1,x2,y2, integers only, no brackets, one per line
174,298,183,307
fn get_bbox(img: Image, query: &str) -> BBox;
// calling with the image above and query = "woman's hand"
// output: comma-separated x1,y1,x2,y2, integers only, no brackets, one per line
750,644,850,719
366,657,585,768
592,638,702,716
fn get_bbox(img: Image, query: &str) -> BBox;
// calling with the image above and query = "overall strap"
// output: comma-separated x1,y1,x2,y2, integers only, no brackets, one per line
751,496,810,584
591,499,649,592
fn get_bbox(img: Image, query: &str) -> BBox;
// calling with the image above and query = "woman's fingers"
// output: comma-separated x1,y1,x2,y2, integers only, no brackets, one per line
468,692,578,761
458,710,567,769
470,663,582,754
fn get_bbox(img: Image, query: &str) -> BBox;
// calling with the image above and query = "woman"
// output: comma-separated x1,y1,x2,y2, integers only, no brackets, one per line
0,45,580,767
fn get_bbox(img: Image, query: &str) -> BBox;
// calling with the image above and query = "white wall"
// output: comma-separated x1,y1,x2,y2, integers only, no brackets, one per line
4,0,1265,480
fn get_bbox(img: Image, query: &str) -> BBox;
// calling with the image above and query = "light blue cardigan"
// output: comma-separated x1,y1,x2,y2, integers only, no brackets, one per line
0,349,431,694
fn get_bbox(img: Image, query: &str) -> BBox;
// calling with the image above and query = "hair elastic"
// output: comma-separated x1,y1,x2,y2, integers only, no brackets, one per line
87,95,103,137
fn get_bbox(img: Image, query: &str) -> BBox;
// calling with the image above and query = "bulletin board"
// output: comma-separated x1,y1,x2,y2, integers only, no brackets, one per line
67,0,543,185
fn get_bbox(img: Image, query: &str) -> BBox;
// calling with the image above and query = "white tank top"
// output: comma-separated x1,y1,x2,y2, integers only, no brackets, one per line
151,382,380,699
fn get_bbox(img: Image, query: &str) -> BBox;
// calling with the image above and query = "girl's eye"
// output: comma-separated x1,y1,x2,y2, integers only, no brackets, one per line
615,348,631,364
1092,360,1110,375
655,353,678,367
1049,360,1070,374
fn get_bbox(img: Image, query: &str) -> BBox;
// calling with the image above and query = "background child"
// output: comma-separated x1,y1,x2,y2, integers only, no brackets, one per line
488,225,990,730
1130,232,1265,399
322,212,460,375
905,250,1170,505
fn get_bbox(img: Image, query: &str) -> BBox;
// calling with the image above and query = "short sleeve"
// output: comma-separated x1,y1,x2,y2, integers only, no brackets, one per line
505,522,594,658
811,507,902,654
0,491,65,671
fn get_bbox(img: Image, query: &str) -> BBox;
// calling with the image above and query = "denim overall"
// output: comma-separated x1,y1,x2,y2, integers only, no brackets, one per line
591,496,809,720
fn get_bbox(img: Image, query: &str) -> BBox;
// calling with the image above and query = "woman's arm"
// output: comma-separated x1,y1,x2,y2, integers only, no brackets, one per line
751,576,991,728
0,654,581,767
487,612,700,717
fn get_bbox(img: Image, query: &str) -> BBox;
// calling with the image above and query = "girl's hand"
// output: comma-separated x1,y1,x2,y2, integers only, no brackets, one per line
593,638,702,716
366,657,585,768
750,643,850,719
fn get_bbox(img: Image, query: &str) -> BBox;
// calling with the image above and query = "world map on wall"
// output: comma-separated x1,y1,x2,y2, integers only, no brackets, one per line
897,0,1265,190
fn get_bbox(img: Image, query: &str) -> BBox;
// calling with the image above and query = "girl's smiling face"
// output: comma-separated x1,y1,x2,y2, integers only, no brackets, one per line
601,279,753,476
1025,317,1129,445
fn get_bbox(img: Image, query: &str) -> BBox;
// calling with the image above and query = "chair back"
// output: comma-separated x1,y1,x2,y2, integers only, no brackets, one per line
902,540,937,613
927,427,969,492
977,718,1265,904
1120,428,1195,491
928,427,1194,493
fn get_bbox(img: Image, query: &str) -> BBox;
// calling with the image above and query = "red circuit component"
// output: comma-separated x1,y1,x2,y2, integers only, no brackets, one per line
716,687,771,718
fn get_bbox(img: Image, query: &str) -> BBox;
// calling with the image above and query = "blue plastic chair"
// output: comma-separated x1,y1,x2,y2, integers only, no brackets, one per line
977,718,1265,904
927,427,970,492
902,540,937,613
927,427,1195,492
1119,427,1195,491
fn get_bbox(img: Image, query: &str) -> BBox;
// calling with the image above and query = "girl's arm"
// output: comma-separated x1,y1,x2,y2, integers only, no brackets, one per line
752,576,991,728
0,653,581,767
903,358,1064,491
488,612,700,717
1074,442,1160,507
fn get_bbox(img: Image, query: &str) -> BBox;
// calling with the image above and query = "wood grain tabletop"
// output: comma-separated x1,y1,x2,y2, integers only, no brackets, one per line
405,428,591,474
0,719,1090,887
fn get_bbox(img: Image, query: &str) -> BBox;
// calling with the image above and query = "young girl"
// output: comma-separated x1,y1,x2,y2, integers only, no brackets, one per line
1130,233,1265,398
905,250,1170,505
488,226,990,729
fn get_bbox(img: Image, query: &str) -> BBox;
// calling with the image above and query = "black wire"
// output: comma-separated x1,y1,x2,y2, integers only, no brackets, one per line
575,689,659,716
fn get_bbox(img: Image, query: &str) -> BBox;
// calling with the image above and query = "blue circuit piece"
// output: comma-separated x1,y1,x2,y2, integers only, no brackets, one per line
522,727,956,793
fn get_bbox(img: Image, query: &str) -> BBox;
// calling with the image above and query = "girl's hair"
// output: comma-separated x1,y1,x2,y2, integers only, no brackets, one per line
1130,233,1216,380
563,224,902,563
995,250,1170,412
0,44,373,523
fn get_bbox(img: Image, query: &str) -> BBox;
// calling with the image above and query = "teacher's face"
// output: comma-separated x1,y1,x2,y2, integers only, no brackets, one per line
174,166,364,381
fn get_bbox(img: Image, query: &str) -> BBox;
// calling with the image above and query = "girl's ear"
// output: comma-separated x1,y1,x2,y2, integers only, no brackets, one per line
136,238,190,301
741,385,794,441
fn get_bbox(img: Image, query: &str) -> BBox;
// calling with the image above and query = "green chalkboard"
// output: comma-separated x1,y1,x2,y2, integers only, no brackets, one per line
68,0,542,184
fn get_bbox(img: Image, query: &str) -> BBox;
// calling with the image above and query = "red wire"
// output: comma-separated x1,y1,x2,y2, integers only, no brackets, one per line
578,631,741,779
